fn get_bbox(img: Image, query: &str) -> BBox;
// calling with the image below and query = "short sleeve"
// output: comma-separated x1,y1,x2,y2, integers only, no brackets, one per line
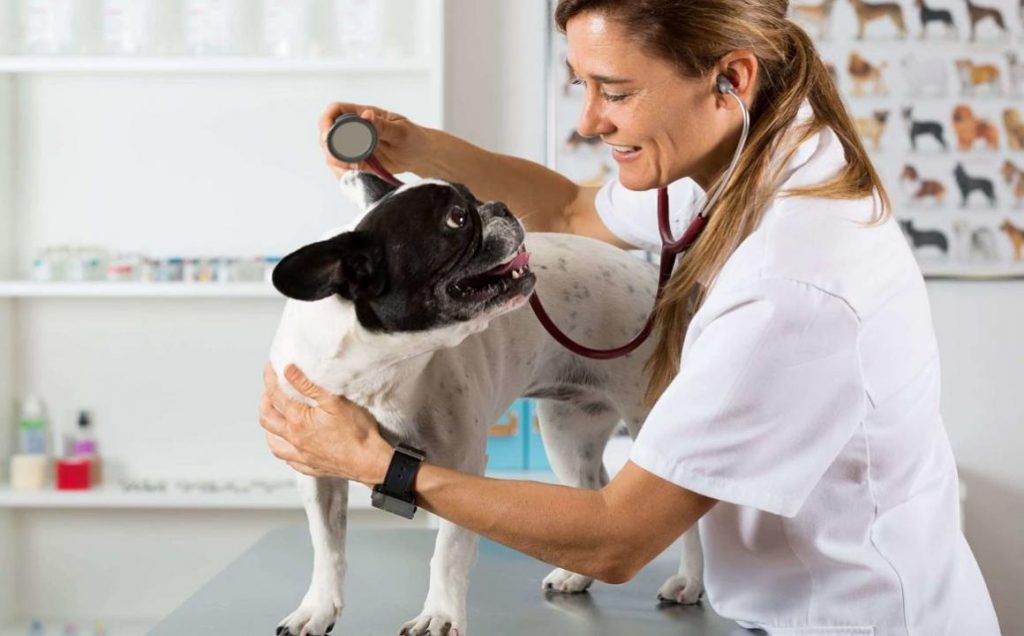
594,177,704,253
629,277,867,517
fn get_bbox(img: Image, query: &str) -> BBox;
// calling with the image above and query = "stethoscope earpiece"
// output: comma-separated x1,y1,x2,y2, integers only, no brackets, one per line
716,74,735,95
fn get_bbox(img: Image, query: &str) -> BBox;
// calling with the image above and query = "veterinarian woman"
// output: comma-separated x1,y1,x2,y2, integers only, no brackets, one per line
259,1,1000,633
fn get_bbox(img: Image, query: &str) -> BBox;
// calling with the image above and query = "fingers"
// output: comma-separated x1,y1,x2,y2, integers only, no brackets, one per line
318,101,368,134
262,363,310,423
264,430,302,463
258,392,288,436
286,460,319,477
284,364,340,412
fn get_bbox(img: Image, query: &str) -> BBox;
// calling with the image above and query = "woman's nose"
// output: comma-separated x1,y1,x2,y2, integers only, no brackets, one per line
576,94,612,139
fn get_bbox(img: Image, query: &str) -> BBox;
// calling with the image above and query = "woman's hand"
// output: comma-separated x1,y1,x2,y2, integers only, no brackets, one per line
259,362,393,485
317,102,429,179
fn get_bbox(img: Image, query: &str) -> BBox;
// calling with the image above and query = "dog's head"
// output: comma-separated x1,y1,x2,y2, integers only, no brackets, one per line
272,173,537,335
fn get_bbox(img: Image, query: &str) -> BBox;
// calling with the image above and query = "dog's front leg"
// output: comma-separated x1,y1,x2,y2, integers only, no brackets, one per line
277,475,348,636
400,519,478,636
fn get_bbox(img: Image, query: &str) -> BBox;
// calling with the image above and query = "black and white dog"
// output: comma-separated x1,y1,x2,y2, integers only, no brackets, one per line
268,173,703,636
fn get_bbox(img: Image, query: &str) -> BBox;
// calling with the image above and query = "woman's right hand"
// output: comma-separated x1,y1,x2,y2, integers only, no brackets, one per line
317,102,427,179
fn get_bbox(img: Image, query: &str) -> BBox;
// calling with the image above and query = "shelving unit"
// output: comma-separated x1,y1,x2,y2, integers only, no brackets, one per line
0,469,561,511
0,0,448,630
0,56,434,74
0,281,279,298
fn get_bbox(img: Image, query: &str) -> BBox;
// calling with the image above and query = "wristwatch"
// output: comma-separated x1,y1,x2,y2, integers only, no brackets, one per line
371,443,426,519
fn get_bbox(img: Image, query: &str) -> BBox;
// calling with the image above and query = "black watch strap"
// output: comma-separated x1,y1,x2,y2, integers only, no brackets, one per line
371,443,426,519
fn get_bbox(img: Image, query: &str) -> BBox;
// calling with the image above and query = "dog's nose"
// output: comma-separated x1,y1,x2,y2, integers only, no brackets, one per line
482,201,512,219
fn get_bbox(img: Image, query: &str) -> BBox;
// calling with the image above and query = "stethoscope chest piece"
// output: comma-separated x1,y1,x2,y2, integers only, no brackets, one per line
326,113,378,163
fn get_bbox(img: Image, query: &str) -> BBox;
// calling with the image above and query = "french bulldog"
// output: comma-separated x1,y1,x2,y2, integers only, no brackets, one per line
268,173,704,636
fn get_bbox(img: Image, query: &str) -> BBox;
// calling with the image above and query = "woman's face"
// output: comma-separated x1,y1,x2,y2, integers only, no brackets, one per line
565,11,730,191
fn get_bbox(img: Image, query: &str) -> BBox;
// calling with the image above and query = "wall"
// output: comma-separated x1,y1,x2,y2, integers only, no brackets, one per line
443,1,1022,632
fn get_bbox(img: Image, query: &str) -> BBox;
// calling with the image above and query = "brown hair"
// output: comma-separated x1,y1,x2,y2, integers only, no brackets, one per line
555,0,890,407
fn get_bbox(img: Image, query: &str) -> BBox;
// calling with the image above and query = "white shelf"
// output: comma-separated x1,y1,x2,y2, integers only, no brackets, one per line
0,471,559,511
0,56,434,74
0,281,280,299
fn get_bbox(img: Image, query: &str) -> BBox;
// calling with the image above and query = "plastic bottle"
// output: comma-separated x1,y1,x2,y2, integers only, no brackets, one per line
102,0,155,55
18,395,48,455
22,0,76,55
72,410,102,486
263,0,311,58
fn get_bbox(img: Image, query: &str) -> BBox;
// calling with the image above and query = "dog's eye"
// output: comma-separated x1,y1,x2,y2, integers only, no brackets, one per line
446,208,468,229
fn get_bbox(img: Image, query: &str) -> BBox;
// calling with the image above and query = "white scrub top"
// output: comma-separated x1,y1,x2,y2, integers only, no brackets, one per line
595,104,1001,636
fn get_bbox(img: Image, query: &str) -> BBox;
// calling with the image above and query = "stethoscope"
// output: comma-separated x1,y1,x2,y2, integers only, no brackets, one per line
325,75,749,359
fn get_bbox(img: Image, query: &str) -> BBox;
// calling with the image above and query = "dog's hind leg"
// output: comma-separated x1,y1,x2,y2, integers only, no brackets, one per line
534,398,619,594
277,475,348,636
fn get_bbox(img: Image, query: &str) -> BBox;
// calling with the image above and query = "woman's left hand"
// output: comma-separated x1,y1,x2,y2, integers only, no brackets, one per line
259,362,392,485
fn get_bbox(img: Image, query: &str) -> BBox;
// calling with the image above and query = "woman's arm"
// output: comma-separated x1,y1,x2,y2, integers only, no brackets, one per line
419,130,636,249
261,364,715,584
413,459,715,583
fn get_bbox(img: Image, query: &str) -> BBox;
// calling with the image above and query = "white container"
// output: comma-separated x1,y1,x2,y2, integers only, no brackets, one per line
333,0,381,60
263,0,311,58
22,0,76,55
102,0,155,55
182,0,241,55
10,454,49,490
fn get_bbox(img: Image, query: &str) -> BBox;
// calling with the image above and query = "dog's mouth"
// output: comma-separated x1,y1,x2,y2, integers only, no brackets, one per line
447,243,534,302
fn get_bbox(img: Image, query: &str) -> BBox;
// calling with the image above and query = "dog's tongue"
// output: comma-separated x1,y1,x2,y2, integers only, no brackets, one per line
487,250,531,276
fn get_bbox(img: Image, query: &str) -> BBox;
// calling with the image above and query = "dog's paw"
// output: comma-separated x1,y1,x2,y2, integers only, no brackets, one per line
656,574,704,605
399,611,464,636
542,568,594,594
275,601,340,636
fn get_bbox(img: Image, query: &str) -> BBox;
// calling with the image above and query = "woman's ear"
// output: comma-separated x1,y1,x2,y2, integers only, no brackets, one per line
272,231,388,302
715,50,758,107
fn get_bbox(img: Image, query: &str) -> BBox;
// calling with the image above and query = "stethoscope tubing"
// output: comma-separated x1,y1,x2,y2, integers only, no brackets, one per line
327,90,749,359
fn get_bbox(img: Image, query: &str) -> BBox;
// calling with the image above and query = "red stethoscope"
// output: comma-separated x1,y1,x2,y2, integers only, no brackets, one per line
325,79,749,359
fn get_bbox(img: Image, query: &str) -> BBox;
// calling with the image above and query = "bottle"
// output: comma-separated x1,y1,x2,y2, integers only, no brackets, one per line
22,0,76,55
18,395,48,455
263,0,311,58
101,0,155,55
72,410,102,486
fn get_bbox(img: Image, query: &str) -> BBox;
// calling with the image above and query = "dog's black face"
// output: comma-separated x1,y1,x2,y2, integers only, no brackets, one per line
272,175,536,333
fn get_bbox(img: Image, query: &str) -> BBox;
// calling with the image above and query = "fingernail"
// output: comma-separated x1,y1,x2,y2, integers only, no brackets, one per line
285,364,299,379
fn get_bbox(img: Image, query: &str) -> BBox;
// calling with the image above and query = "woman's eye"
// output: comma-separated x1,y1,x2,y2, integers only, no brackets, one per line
446,208,468,229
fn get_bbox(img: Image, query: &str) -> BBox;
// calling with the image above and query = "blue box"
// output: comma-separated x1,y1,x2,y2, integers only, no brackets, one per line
485,399,528,470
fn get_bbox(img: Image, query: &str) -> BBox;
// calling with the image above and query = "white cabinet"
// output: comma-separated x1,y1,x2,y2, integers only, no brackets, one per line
0,1,445,631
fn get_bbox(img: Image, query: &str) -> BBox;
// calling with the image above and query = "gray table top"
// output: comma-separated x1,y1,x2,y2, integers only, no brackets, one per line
150,525,748,636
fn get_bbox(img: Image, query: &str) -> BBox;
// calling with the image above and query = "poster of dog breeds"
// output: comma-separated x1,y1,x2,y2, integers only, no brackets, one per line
546,0,1024,276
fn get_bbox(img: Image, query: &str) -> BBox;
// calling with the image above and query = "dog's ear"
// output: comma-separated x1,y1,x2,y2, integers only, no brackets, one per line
272,231,387,302
338,171,399,213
